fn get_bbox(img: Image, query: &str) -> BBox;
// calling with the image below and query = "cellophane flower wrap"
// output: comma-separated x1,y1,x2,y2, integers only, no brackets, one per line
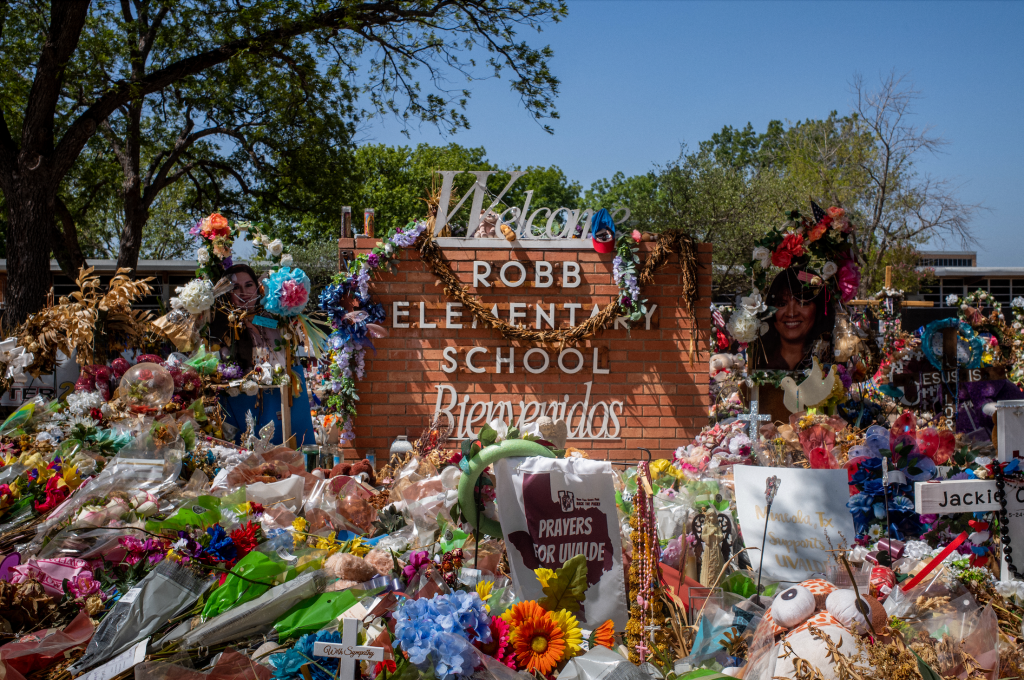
262,267,311,317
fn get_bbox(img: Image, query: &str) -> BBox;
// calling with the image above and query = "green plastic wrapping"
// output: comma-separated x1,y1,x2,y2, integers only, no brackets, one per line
273,586,381,641
146,495,221,533
202,550,287,619
185,346,220,375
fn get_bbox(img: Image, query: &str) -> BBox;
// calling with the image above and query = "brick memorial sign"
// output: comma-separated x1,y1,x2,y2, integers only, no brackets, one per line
337,236,712,461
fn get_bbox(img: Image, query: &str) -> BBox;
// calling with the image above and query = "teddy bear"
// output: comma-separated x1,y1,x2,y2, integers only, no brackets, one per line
763,578,888,680
710,353,745,383
329,458,376,486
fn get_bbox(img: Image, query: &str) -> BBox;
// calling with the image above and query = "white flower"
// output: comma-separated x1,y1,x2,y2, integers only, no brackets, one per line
1013,296,1024,309
752,246,771,268
197,247,210,265
66,390,104,416
821,261,838,280
268,239,284,257
242,380,259,396
726,309,759,343
172,279,215,315
280,253,294,267
384,243,394,255
739,290,767,317
946,294,960,307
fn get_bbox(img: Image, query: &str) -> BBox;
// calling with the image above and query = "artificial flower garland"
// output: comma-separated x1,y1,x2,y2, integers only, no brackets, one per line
318,221,428,443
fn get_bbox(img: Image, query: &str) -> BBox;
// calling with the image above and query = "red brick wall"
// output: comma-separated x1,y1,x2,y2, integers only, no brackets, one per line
338,238,712,462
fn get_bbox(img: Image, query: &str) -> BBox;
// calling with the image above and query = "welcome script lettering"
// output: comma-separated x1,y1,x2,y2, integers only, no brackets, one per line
435,381,624,441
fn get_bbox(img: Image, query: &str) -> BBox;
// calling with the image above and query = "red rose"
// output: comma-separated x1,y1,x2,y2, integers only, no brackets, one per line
827,206,845,219
374,660,397,677
771,233,804,268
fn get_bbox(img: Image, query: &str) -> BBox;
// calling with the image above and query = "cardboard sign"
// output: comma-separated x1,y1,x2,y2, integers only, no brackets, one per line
734,467,857,583
494,456,628,628
914,479,1000,514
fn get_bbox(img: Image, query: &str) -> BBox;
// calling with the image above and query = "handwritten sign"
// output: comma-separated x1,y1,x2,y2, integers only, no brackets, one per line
314,619,384,678
914,479,1000,514
734,467,857,583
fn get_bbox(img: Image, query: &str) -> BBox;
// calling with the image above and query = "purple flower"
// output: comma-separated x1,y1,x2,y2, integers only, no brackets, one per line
919,514,938,524
403,550,431,580
190,222,202,236
222,256,233,269
367,253,380,268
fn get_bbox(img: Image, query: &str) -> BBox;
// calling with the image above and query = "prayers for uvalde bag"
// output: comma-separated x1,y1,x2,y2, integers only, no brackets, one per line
494,456,628,629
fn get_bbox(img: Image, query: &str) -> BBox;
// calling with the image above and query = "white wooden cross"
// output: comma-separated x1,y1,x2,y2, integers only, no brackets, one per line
738,400,770,446
313,619,385,679
915,478,1024,584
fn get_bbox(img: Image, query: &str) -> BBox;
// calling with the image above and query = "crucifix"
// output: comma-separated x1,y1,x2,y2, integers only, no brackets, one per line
313,619,385,679
644,623,661,644
738,400,770,449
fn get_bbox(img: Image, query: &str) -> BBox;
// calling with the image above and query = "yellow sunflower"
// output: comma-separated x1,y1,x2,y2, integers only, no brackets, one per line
550,609,583,660
512,609,565,675
476,580,494,607
534,568,556,588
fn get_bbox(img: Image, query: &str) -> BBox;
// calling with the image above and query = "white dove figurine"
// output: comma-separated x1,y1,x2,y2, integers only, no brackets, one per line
780,357,837,413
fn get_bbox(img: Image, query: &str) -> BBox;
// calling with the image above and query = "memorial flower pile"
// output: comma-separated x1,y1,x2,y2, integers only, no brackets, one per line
0,197,1022,680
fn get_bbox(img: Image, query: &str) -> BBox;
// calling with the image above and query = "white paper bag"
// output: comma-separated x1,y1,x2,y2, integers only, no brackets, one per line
494,456,628,629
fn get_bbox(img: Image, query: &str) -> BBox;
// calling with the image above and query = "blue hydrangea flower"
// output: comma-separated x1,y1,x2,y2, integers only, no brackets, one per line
432,633,477,679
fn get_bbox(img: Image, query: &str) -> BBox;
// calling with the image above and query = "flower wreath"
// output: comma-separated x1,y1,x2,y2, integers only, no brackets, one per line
920,318,984,371
950,289,1005,324
726,202,860,346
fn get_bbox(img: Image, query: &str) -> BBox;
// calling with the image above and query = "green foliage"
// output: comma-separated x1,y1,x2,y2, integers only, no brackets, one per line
539,553,588,614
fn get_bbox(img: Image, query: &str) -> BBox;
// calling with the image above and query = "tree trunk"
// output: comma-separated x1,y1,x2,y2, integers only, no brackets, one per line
53,196,88,279
116,200,148,272
4,177,57,325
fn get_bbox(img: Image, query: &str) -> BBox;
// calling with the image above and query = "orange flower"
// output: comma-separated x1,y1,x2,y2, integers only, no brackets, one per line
827,206,845,219
512,610,565,675
501,600,547,630
201,213,230,239
593,619,616,649
807,220,828,242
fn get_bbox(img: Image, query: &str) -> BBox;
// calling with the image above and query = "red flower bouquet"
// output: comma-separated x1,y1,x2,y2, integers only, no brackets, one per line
771,233,805,268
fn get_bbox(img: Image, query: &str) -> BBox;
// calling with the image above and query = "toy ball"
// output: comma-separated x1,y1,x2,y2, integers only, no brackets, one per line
119,362,175,409
771,585,816,628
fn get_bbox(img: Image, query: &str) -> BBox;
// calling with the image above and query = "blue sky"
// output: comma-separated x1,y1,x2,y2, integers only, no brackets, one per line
361,1,1024,266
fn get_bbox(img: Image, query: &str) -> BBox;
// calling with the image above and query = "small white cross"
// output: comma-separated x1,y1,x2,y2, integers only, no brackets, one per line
313,619,385,679
644,623,661,643
739,401,770,443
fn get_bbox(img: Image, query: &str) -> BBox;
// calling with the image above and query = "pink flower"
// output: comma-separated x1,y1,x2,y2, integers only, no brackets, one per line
279,280,309,309
836,262,861,302
68,573,102,599
631,229,642,243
